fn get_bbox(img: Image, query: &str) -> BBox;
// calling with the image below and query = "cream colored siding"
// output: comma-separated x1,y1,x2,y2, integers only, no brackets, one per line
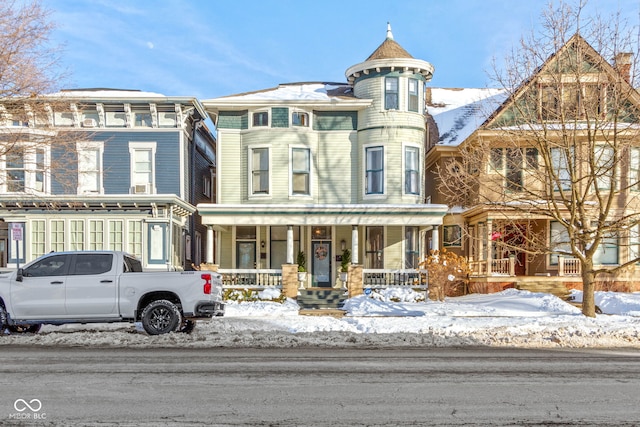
386,226,404,268
316,131,356,204
219,230,233,267
219,133,242,203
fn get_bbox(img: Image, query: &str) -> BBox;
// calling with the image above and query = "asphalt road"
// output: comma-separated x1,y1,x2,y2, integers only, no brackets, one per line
1,346,639,426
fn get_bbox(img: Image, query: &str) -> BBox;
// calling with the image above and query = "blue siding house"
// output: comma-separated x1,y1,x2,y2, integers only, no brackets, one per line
0,89,215,270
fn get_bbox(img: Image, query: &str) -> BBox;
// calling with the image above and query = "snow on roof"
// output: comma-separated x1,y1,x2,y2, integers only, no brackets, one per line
48,88,168,99
211,82,355,102
427,87,507,146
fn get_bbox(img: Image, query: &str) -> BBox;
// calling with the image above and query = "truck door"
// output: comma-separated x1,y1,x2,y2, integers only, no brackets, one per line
10,254,69,319
65,253,118,317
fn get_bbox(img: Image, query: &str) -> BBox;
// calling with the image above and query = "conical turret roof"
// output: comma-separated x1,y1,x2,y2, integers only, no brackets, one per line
366,23,414,61
345,23,434,85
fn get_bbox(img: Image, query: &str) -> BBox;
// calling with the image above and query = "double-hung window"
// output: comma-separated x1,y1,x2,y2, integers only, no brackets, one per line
292,112,309,127
291,147,310,196
385,77,399,110
404,146,420,195
129,142,156,194
250,147,270,195
366,146,384,195
77,142,103,194
550,147,573,191
6,149,25,192
408,79,419,112
594,145,614,190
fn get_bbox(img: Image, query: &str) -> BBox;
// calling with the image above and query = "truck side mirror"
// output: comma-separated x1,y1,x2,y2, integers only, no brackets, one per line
16,268,24,282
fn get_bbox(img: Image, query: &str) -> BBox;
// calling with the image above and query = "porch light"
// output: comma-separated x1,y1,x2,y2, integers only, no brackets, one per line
340,239,346,251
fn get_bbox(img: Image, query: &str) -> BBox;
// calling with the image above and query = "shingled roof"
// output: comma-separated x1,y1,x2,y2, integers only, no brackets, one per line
366,24,414,60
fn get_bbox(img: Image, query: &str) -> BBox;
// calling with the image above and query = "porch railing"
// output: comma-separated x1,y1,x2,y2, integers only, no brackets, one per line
469,257,513,277
218,269,282,288
362,269,428,288
469,256,582,277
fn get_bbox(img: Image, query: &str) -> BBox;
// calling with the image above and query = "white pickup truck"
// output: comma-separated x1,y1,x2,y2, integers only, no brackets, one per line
0,251,224,335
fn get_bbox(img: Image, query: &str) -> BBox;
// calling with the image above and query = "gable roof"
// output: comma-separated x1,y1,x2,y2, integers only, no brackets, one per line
426,88,507,146
484,33,640,129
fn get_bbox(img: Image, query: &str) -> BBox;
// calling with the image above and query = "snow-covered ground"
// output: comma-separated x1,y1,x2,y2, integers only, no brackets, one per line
2,289,640,348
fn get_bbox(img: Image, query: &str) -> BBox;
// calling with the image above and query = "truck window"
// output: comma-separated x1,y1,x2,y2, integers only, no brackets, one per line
23,254,70,277
123,255,143,273
70,254,113,275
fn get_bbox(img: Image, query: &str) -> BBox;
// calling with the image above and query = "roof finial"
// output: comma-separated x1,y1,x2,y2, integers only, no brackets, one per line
386,22,394,40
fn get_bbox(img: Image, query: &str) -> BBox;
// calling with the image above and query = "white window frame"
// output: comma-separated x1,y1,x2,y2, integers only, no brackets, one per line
128,142,157,194
76,141,104,194
408,79,420,113
289,146,312,198
251,109,270,128
1,144,50,194
363,144,386,199
248,145,271,198
292,111,309,127
403,143,421,196
385,77,399,110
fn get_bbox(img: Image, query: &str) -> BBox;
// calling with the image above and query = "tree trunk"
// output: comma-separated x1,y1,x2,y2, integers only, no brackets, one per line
581,267,597,317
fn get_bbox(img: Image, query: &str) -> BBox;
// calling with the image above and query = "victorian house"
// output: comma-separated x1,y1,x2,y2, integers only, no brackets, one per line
0,89,215,270
199,25,447,289
426,34,640,292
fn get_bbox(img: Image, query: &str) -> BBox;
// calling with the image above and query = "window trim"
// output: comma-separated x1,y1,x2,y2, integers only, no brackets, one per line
408,79,420,112
289,146,312,197
403,143,421,196
252,110,269,128
363,144,386,198
292,111,309,127
76,141,104,195
128,141,157,194
248,145,271,198
1,145,50,194
384,77,399,110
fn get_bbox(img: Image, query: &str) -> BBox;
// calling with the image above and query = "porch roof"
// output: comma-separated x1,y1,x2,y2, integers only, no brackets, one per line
197,203,448,227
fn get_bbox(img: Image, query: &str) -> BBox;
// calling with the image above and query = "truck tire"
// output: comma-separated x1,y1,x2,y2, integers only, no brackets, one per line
8,324,42,334
179,320,196,334
141,299,182,335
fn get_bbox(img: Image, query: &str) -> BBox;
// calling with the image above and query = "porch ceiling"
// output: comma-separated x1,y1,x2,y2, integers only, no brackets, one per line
197,203,448,226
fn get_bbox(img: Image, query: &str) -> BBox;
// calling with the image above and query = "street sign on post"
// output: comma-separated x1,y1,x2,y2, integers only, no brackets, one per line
10,223,23,269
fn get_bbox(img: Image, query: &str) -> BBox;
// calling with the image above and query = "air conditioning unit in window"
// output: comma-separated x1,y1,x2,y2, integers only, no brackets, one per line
83,118,97,128
131,184,149,194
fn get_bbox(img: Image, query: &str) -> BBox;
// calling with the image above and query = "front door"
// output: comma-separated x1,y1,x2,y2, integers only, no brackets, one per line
236,242,256,269
312,242,331,287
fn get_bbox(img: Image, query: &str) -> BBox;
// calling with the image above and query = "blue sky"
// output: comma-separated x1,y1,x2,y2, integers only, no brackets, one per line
44,0,639,99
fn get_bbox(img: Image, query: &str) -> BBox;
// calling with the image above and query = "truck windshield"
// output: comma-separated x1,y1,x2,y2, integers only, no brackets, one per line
123,256,143,273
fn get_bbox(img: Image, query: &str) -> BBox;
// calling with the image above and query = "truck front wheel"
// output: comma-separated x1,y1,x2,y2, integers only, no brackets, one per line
141,300,182,335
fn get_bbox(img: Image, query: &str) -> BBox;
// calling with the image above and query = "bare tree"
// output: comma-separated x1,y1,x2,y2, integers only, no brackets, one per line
0,0,78,193
436,1,640,317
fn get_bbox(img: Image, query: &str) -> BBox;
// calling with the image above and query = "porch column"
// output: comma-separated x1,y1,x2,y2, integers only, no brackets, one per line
486,220,493,275
432,227,439,251
351,225,359,264
206,226,214,264
286,225,294,264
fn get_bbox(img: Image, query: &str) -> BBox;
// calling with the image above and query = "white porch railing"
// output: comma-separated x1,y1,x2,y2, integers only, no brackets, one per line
469,256,582,277
218,269,282,288
362,269,428,288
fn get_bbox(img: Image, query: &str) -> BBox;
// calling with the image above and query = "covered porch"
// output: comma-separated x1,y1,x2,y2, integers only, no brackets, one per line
196,203,447,295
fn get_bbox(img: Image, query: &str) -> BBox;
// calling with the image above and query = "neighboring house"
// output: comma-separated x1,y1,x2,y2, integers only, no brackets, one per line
199,25,447,287
0,89,215,270
426,34,640,292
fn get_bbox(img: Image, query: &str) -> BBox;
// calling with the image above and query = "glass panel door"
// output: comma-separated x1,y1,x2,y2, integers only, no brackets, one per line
312,242,331,287
236,242,256,269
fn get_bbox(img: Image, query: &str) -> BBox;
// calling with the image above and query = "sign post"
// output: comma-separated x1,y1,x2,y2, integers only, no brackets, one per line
10,223,23,269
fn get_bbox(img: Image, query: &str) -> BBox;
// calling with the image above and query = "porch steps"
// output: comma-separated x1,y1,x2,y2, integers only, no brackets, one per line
515,282,572,300
296,289,347,311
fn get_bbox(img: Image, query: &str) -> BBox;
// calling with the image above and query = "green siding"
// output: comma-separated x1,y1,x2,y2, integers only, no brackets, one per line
218,111,248,129
271,107,289,128
313,111,357,131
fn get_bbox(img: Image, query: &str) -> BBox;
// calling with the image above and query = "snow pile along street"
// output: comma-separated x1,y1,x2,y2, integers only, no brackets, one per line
2,289,640,348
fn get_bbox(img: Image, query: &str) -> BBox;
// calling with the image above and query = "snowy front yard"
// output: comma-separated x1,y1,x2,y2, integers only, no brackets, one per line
2,289,640,348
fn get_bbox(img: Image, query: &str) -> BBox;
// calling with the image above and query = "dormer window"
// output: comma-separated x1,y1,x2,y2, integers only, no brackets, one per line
385,77,399,110
253,111,269,127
